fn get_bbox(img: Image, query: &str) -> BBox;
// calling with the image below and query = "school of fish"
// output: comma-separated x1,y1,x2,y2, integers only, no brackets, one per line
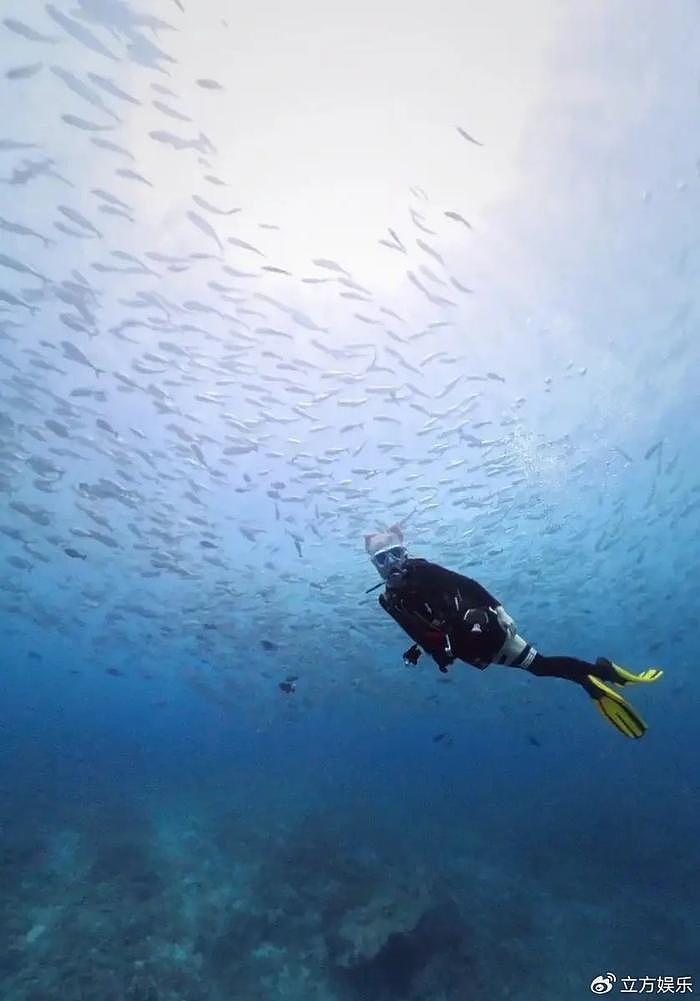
1,1,698,716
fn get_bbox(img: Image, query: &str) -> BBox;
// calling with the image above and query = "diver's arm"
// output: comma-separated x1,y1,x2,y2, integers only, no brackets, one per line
378,593,453,671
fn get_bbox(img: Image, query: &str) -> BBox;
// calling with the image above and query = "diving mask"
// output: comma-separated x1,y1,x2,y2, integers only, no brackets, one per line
371,544,408,578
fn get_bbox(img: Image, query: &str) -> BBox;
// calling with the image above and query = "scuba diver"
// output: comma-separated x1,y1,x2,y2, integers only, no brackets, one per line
365,524,662,739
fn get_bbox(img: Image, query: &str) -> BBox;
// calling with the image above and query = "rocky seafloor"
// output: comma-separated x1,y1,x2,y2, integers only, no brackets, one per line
1,790,696,1001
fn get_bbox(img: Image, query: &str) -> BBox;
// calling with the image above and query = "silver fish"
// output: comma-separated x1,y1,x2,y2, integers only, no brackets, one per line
58,206,101,238
54,222,90,240
444,210,472,229
95,205,133,225
88,72,141,106
7,555,32,571
192,194,240,216
312,258,350,276
3,18,57,43
0,216,52,247
6,63,44,80
152,83,179,98
91,137,135,160
410,208,436,235
153,100,191,123
98,205,133,223
59,313,93,336
0,289,35,312
116,167,152,186
4,157,71,186
149,130,213,153
0,253,47,282
228,235,264,255
187,211,223,253
45,5,118,60
416,238,445,266
51,67,120,121
0,139,38,152
61,341,103,377
450,276,473,294
456,125,483,146
125,30,176,72
61,114,114,132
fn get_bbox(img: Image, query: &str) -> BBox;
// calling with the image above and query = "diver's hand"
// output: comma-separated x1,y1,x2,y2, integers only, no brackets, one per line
403,644,422,666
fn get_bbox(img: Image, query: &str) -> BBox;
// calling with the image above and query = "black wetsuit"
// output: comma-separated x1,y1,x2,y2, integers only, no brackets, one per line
378,558,500,670
378,557,609,685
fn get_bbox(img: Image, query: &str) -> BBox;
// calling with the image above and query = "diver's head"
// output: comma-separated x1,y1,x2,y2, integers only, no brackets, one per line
364,524,408,580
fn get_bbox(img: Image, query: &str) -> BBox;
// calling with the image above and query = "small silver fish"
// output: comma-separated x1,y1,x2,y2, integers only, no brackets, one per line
88,72,140,106
91,137,135,160
192,194,240,216
153,100,191,123
6,63,43,80
0,216,52,247
61,340,103,376
52,67,120,121
45,5,117,61
61,114,114,132
456,126,483,146
0,252,47,282
187,210,223,253
3,18,57,43
57,205,102,238
116,168,152,186
64,547,87,560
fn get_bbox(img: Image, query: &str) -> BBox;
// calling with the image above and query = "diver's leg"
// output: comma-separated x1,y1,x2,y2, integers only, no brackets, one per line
492,640,620,683
490,631,538,669
525,653,652,739
529,653,663,686
528,652,597,683
489,626,660,738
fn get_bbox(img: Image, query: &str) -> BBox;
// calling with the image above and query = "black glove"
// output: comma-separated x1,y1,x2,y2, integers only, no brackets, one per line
403,643,422,666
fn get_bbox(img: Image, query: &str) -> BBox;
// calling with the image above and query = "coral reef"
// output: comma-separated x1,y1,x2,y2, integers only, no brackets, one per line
0,801,696,1001
331,883,431,968
337,900,478,1000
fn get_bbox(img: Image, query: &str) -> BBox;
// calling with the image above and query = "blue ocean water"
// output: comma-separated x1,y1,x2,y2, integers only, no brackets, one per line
2,1,699,999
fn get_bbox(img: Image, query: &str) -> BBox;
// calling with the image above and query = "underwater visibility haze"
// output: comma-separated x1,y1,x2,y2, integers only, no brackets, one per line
0,0,699,998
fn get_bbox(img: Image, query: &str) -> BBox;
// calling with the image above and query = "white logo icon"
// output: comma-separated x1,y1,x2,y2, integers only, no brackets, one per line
590,973,616,994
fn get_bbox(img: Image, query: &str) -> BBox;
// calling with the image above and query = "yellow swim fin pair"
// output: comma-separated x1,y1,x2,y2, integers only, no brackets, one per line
584,658,663,739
